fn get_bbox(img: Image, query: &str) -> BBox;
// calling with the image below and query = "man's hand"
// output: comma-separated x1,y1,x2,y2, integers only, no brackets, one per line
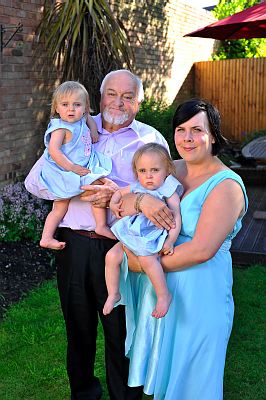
80,178,118,208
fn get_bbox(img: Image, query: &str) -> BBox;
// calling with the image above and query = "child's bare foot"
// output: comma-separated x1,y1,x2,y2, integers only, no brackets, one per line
103,293,121,315
40,238,66,250
152,292,172,319
95,226,116,240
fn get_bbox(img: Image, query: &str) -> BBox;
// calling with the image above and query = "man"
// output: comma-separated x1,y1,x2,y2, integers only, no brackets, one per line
25,70,170,400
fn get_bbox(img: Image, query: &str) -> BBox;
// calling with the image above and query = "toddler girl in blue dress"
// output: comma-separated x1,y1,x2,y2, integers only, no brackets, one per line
28,81,114,250
103,143,183,318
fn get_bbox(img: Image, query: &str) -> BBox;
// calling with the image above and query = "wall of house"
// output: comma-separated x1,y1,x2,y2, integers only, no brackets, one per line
0,0,59,186
0,0,216,187
111,0,216,104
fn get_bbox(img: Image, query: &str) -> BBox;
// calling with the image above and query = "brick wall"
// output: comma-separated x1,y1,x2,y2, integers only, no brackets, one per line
0,0,58,187
111,0,216,104
0,0,216,187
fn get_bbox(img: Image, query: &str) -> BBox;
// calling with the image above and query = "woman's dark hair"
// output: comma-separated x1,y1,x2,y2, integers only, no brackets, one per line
172,98,228,155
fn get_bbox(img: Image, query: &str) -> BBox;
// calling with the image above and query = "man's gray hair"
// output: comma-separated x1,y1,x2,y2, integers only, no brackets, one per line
100,69,144,103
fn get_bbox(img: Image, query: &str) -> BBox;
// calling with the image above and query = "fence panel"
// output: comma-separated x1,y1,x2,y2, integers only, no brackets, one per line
194,58,266,142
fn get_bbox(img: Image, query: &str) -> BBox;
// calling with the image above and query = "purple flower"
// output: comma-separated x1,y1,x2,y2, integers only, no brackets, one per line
0,182,50,242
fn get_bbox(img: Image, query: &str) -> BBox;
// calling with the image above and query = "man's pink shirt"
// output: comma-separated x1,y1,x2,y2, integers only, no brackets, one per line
26,114,169,231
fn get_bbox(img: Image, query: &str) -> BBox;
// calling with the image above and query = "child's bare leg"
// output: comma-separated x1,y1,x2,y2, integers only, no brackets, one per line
103,243,124,315
92,206,116,240
40,199,69,250
138,255,172,319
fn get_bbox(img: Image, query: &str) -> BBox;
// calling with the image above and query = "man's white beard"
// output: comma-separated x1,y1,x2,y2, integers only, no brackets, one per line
102,109,129,126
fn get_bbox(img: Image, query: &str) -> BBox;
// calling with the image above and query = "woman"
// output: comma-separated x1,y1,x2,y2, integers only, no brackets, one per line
118,99,248,400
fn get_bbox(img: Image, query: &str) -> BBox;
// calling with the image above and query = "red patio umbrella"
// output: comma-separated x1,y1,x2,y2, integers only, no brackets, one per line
184,2,266,40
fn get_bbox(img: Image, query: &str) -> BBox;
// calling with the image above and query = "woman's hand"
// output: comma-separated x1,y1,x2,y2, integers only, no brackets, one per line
119,193,175,229
80,178,118,207
140,194,175,230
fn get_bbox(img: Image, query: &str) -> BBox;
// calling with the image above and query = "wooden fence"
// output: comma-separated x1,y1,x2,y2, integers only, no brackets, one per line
194,58,266,142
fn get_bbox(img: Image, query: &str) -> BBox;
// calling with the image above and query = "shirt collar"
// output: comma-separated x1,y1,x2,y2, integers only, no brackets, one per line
94,113,141,138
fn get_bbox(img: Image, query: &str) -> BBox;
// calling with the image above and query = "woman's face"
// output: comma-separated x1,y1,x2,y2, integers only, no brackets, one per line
174,111,215,163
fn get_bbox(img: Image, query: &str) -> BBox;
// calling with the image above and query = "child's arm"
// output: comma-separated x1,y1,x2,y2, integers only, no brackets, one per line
161,192,181,255
86,115,99,143
110,186,130,218
49,129,90,176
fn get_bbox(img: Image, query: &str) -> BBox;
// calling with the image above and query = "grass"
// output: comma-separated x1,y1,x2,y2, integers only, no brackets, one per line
0,266,265,400
224,265,265,400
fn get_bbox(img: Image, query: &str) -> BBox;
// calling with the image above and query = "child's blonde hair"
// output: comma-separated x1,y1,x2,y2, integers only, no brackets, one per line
132,143,178,179
50,81,90,117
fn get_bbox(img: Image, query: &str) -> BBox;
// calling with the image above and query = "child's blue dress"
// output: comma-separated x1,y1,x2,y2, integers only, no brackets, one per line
38,117,111,199
111,175,183,256
117,169,248,400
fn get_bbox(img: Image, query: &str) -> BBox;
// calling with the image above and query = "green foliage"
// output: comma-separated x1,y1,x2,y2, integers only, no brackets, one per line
241,129,266,146
212,38,266,59
219,128,266,167
213,0,258,19
137,99,178,158
37,0,133,111
0,182,50,243
212,0,266,59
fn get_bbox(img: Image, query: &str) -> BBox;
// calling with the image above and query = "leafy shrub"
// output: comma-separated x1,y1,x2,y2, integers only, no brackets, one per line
212,0,266,60
137,98,178,158
212,37,266,60
241,129,266,146
0,182,50,242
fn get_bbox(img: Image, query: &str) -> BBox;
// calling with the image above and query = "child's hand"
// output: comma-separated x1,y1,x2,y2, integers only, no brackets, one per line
110,200,123,219
71,164,90,176
86,114,99,143
90,129,99,143
161,239,174,256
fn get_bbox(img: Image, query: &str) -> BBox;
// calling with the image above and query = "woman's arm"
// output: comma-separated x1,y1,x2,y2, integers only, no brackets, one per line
49,128,90,176
120,192,176,230
125,179,245,272
161,192,181,255
161,179,245,271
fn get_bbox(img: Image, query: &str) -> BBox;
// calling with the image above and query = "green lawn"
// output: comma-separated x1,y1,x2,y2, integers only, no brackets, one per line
0,265,265,400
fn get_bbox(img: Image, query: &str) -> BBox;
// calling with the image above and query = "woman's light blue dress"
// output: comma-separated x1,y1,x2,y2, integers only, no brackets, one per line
118,169,248,400
38,117,111,199
111,175,183,256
